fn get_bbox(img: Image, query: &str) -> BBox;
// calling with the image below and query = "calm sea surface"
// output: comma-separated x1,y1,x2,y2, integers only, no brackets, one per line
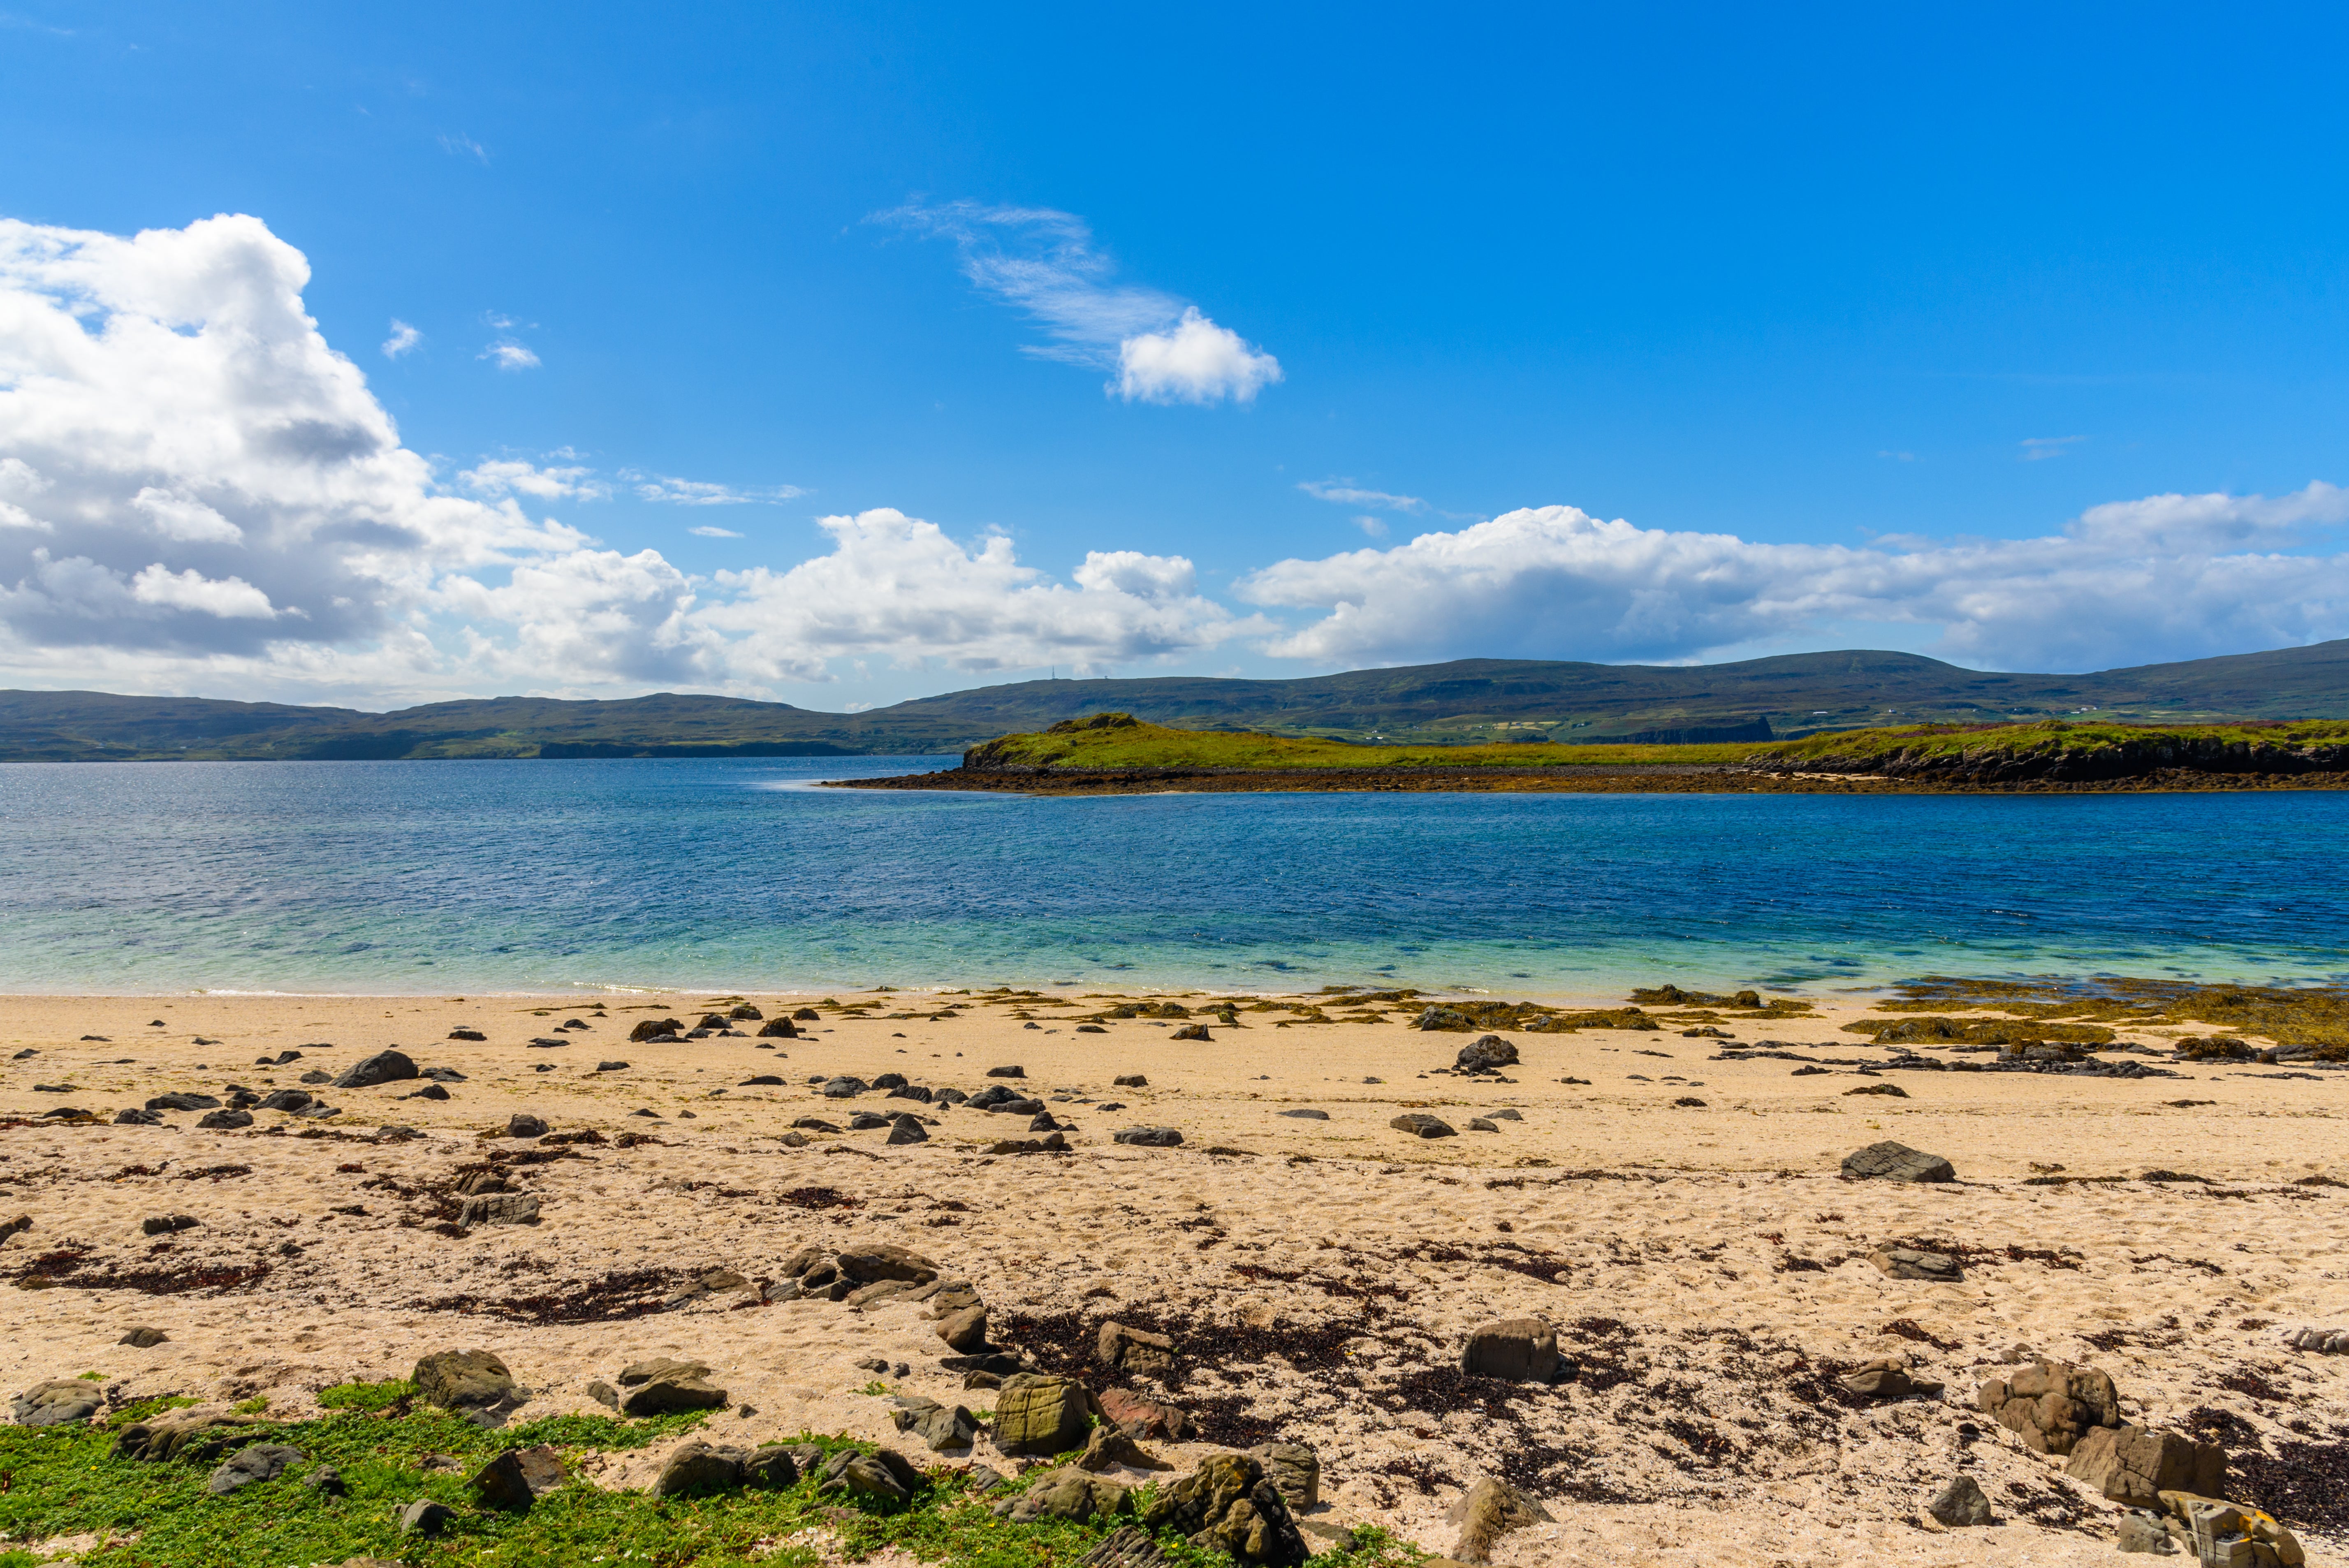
1,758,2344,997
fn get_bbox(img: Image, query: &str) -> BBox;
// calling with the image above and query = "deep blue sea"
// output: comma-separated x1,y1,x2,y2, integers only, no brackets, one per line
1,758,2344,997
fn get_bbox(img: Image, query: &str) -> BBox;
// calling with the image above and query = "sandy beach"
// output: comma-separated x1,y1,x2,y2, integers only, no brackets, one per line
3,985,2344,1566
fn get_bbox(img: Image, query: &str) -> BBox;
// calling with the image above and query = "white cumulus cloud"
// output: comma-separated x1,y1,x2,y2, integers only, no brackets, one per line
880,200,1280,405
1117,308,1281,405
1239,489,2349,672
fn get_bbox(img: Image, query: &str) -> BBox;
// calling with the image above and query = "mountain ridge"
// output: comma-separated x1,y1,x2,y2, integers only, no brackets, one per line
4,638,2347,760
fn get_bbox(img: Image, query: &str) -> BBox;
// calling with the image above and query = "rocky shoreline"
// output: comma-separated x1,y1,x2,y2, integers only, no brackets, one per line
826,764,2349,796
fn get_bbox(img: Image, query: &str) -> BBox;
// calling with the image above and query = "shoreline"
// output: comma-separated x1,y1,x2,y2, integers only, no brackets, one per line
825,764,2349,795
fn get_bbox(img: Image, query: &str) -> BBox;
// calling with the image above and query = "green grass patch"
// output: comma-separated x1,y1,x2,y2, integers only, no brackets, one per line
965,715,1759,772
315,1378,414,1413
0,1411,1408,1568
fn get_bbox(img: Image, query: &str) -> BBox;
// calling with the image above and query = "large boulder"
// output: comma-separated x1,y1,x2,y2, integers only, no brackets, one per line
1097,1321,1179,1380
1456,1035,1519,1072
991,1372,1093,1455
1139,1452,1309,1566
205,1442,305,1496
2069,1424,2226,1506
12,1379,103,1427
1459,1318,1564,1381
411,1349,517,1410
1840,1141,1955,1183
1976,1358,2122,1455
333,1050,419,1090
621,1362,728,1416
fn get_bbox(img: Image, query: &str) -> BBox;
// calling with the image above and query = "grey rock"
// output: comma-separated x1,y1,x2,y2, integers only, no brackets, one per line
145,1092,221,1111
1097,1320,1179,1379
398,1499,456,1536
887,1116,930,1144
1872,1246,1962,1282
2115,1512,2177,1553
595,1061,628,1072
256,1089,314,1112
197,1109,254,1129
466,1449,537,1510
1840,1140,1955,1183
411,1348,517,1410
506,1113,549,1138
12,1379,103,1427
119,1326,168,1347
586,1380,619,1409
1466,1117,1499,1132
458,1193,540,1228
1276,1108,1328,1119
1456,1034,1520,1072
1460,1318,1564,1381
741,1445,799,1488
303,1464,347,1495
1114,1126,1183,1147
622,1370,728,1417
402,1084,450,1102
1113,1073,1148,1087
815,1446,917,1508
298,1069,332,1084
890,1396,979,1451
333,1050,419,1090
1448,1475,1552,1563
1926,1474,1995,1527
848,1111,890,1130
652,1438,746,1497
114,1108,162,1125
1390,1112,1455,1139
1170,1024,1211,1041
1250,1441,1320,1508
141,1214,199,1236
993,1464,1132,1524
938,1304,989,1352
821,1076,868,1098
986,1065,1026,1078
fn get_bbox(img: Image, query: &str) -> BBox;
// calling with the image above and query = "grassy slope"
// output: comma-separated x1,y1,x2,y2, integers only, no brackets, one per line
965,716,2349,775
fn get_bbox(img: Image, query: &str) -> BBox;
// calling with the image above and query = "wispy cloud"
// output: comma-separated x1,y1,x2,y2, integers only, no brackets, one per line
457,459,607,500
623,471,806,506
688,524,743,538
381,320,422,359
1353,515,1388,538
480,341,539,371
1300,479,1425,513
2021,435,2087,461
438,132,489,164
877,200,1281,405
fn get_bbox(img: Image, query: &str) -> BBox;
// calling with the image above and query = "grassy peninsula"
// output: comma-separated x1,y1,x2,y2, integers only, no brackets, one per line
832,713,2349,794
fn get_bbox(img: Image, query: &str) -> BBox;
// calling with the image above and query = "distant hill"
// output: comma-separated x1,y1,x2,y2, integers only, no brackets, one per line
5,638,2348,761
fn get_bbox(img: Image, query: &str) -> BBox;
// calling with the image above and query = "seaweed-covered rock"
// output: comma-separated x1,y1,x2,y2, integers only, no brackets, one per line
1139,1452,1308,1566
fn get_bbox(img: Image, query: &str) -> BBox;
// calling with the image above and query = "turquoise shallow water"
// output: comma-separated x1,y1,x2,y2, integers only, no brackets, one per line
0,758,2344,996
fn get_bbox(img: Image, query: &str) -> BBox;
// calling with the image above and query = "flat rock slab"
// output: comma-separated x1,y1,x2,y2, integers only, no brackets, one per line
1841,1140,1955,1182
207,1442,305,1496
1114,1126,1183,1147
1391,1113,1456,1139
12,1379,104,1427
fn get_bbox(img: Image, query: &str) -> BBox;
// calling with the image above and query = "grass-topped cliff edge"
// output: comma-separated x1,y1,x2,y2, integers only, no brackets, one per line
830,713,2349,794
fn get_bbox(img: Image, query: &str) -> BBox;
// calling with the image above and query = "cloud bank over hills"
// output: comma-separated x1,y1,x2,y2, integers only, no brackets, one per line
2,213,2346,703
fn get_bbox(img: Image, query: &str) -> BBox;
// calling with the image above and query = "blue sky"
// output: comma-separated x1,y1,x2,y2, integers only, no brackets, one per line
1,2,2347,706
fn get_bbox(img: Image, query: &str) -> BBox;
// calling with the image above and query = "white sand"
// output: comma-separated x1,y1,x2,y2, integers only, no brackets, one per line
2,987,2344,1566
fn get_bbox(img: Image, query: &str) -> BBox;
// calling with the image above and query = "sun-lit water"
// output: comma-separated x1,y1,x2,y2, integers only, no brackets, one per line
1,758,2344,997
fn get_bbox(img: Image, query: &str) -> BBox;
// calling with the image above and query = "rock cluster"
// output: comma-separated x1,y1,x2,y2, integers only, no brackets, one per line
1976,1357,2121,1454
